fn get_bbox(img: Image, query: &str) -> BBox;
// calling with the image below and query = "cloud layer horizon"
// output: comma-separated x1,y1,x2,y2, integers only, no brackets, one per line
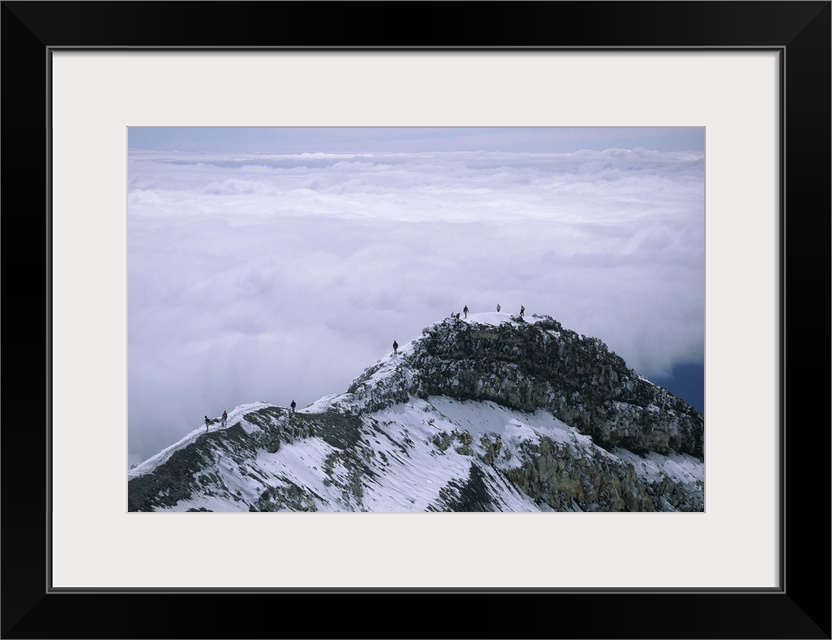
128,129,704,468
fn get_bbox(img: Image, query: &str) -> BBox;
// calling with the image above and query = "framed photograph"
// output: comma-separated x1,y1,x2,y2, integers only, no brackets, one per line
124,123,708,518
3,2,829,638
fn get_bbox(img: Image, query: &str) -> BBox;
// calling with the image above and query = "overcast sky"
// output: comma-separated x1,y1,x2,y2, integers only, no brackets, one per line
128,127,704,468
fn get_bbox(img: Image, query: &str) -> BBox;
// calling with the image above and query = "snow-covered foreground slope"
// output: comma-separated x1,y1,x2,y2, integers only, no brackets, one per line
129,313,704,512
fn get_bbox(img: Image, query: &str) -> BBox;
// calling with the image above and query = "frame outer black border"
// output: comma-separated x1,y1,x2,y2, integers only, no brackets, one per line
1,2,829,639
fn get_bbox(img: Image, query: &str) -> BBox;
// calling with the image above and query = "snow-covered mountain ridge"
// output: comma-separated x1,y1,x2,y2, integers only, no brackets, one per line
129,312,704,512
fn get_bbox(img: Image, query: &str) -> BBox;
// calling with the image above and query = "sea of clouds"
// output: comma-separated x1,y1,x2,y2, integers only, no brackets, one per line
128,146,704,467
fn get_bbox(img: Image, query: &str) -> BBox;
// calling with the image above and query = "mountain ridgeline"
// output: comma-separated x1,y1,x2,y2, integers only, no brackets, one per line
129,313,704,513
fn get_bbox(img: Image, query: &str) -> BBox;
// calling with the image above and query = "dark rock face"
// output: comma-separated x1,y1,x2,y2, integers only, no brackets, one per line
502,434,703,512
429,464,496,512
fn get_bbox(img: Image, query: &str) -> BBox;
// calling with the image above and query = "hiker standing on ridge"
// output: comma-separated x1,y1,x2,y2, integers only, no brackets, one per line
463,305,469,318
496,303,501,312
520,305,525,318
290,400,296,414
393,340,398,356
221,410,227,427
204,416,211,431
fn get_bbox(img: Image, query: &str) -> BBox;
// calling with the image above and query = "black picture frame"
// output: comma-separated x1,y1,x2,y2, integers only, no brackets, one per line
2,2,829,638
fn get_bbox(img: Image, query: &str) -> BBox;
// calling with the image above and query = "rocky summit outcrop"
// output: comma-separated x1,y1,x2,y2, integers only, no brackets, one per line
342,314,703,458
129,314,704,513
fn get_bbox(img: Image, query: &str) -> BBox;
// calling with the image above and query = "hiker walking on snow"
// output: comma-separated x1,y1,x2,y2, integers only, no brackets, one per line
393,340,398,356
496,303,501,312
463,305,468,318
221,410,227,427
290,400,296,414
204,416,211,431
520,305,525,318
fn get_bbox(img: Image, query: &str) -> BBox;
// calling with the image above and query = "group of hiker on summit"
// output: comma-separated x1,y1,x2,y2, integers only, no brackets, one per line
450,303,524,320
391,303,526,357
